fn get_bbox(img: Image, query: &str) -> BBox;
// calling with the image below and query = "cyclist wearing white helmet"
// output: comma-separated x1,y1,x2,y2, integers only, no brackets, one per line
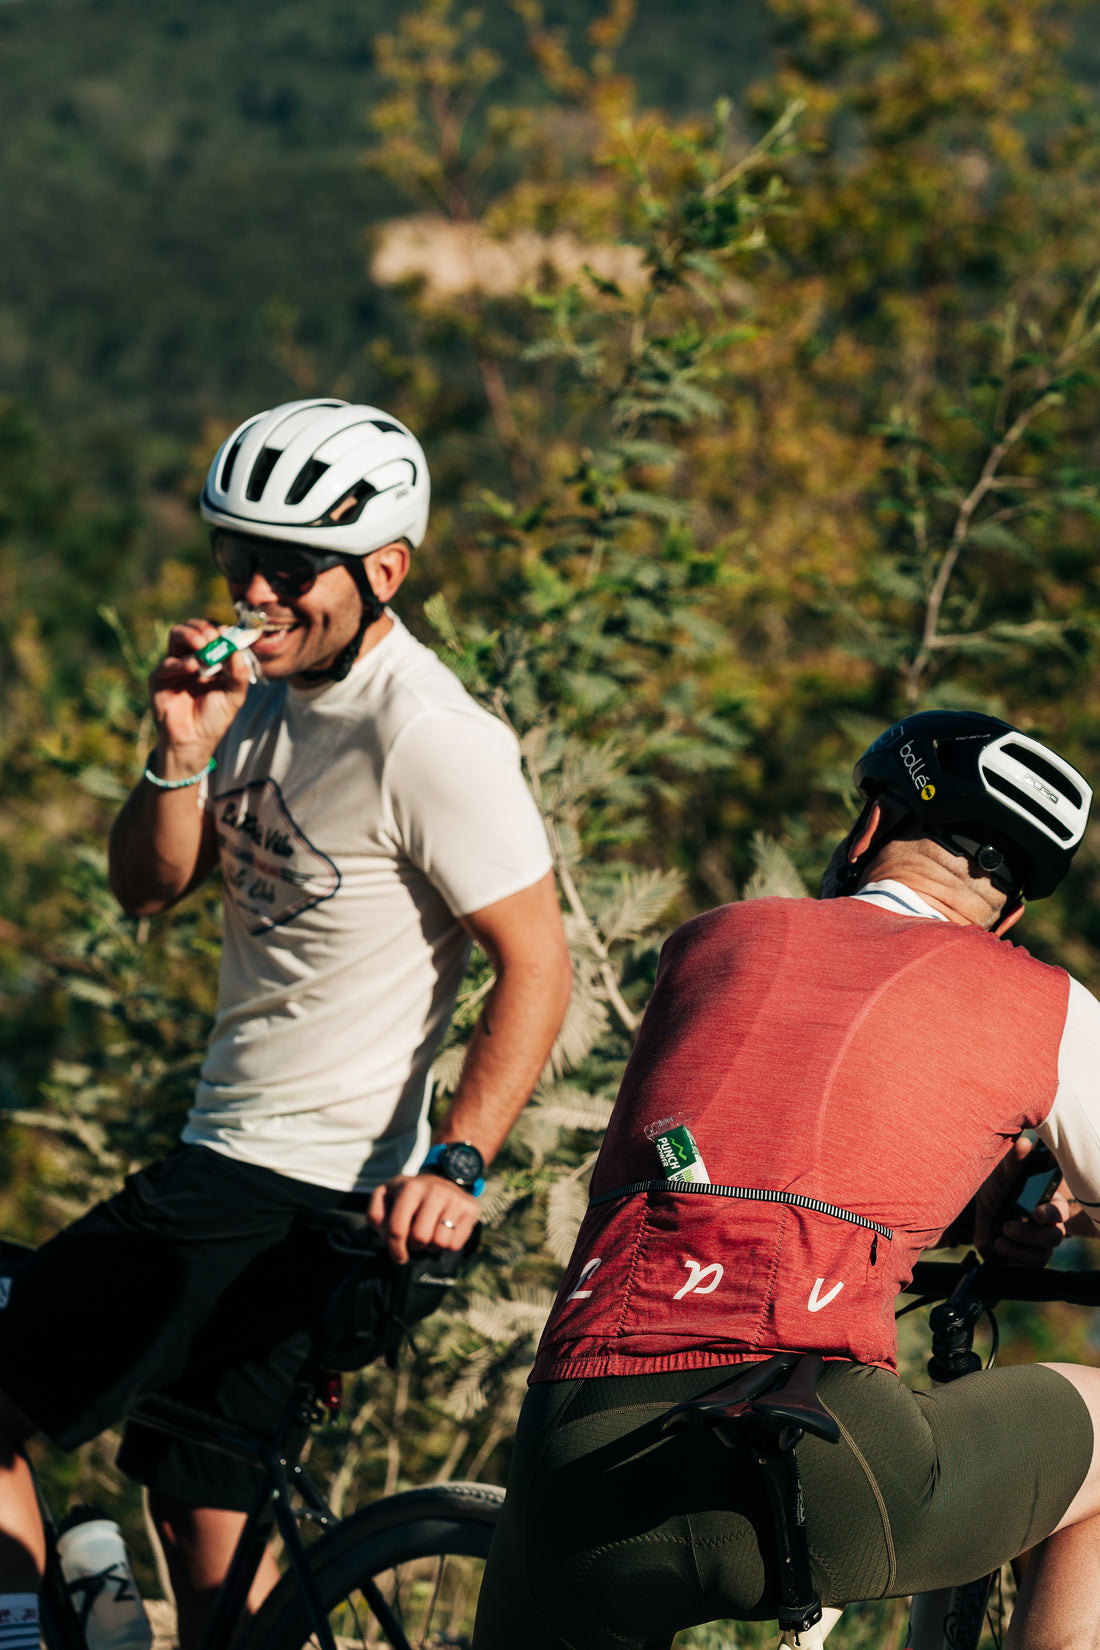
474,711,1100,1650
199,397,432,682
0,400,572,1650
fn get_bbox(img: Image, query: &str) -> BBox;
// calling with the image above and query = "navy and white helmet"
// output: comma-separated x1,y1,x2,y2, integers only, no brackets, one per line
200,398,429,553
853,710,1092,900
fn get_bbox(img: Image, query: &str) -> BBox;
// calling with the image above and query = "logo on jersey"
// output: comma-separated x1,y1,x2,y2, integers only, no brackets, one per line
674,1260,724,1300
215,778,341,934
807,1278,844,1313
566,1257,603,1301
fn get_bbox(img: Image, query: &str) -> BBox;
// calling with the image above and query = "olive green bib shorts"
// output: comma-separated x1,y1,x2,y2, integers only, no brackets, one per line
472,1360,1091,1650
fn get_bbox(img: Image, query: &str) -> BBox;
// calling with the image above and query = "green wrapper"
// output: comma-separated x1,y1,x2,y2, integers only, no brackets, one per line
654,1123,711,1185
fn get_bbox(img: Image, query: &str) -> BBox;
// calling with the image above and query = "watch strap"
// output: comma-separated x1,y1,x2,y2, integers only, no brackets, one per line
420,1141,485,1197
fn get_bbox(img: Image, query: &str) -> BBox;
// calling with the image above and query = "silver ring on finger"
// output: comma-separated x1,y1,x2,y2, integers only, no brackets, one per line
438,1217,456,1230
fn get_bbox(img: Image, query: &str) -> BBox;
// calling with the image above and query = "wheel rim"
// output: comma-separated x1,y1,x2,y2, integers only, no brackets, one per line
303,1547,488,1650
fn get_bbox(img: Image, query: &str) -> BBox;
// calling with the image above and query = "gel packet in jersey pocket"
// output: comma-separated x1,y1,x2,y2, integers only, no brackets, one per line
645,1113,712,1185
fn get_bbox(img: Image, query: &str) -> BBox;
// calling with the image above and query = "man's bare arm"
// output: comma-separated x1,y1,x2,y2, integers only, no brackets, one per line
370,870,572,1262
108,619,251,915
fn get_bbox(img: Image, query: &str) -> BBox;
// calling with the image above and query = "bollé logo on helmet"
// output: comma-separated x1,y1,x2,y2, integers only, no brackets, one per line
899,741,935,797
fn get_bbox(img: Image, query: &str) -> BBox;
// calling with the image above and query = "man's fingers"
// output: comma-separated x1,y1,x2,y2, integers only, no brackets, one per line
368,1177,411,1261
994,1206,1066,1266
371,1174,479,1263
407,1186,478,1254
165,619,220,658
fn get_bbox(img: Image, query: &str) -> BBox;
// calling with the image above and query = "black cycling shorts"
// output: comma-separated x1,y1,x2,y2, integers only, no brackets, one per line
472,1358,1092,1650
0,1144,373,1510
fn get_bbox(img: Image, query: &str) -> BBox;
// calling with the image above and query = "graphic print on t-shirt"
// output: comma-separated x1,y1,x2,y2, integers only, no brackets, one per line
215,779,340,933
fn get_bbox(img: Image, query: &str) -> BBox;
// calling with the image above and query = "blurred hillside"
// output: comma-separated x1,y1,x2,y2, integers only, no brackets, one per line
0,0,774,454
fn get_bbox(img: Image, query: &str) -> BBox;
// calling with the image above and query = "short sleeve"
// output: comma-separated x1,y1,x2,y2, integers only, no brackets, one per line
383,706,552,916
1038,974,1100,1231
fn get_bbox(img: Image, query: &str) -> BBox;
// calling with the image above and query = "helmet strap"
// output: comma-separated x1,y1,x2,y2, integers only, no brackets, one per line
927,830,1021,899
298,555,385,685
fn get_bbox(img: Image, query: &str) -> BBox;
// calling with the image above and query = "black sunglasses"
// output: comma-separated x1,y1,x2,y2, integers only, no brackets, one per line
210,531,347,600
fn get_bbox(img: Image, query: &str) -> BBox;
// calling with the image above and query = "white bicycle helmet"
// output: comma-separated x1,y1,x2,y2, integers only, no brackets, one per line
200,398,430,552
200,399,430,680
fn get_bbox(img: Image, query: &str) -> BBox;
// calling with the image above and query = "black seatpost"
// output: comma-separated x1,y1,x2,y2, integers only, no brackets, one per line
754,1437,822,1637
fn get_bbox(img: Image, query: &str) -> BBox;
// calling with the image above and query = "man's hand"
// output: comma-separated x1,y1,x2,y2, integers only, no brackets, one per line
108,617,252,916
974,1137,1071,1267
369,1172,480,1264
148,618,252,763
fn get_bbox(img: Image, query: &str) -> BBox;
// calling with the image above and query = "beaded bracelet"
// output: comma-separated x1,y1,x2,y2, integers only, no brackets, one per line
143,756,216,791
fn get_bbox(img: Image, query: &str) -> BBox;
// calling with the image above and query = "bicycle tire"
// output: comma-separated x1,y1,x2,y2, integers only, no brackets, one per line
235,1480,504,1650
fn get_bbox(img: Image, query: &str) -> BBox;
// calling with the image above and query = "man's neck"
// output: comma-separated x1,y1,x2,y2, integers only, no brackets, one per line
856,858,997,928
854,878,949,922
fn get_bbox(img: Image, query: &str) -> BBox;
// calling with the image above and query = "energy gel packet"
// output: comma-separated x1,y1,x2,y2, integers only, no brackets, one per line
194,604,267,679
647,1115,711,1185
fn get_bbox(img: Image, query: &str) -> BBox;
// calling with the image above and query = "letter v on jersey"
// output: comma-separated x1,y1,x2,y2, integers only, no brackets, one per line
807,1278,843,1312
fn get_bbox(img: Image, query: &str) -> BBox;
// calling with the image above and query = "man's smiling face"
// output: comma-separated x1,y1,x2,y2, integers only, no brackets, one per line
227,558,371,683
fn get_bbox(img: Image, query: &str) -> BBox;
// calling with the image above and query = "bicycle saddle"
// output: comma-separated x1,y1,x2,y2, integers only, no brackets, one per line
660,1352,841,1444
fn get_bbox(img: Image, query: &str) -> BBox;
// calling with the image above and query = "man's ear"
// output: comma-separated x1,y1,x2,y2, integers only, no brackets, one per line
991,899,1025,939
365,541,410,603
849,802,882,863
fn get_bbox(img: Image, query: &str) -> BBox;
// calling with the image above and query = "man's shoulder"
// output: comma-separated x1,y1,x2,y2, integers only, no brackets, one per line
360,619,499,743
661,895,815,961
323,620,507,765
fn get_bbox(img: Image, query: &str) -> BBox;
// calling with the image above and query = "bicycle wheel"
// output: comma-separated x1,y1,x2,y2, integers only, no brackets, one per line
236,1480,504,1650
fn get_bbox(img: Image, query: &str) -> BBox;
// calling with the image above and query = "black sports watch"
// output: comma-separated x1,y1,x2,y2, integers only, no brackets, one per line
420,1141,485,1197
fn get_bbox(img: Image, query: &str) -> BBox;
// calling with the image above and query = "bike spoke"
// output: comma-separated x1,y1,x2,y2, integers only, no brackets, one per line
297,1552,485,1650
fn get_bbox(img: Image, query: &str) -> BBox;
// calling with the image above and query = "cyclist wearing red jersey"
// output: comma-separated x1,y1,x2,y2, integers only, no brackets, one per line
474,711,1100,1650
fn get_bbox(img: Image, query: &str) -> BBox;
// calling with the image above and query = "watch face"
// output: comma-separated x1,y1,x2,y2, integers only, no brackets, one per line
440,1142,484,1188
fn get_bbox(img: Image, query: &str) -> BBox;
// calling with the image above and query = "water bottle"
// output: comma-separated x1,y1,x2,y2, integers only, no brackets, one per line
55,1506,153,1650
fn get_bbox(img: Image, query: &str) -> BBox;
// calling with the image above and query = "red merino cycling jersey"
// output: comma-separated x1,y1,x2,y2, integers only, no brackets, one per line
532,896,1070,1381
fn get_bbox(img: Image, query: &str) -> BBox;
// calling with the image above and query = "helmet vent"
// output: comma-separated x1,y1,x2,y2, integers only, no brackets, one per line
984,768,1074,841
1000,741,1084,809
314,478,378,527
285,458,330,506
245,447,281,502
219,432,249,495
370,420,403,435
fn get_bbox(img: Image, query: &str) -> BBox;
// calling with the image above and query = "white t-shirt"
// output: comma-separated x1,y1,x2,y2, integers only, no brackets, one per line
182,615,553,1192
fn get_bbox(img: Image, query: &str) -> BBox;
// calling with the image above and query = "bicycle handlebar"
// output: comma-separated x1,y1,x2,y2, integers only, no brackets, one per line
907,1257,1100,1309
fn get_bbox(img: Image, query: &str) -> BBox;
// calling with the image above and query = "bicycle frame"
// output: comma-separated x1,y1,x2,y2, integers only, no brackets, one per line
37,1369,408,1650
